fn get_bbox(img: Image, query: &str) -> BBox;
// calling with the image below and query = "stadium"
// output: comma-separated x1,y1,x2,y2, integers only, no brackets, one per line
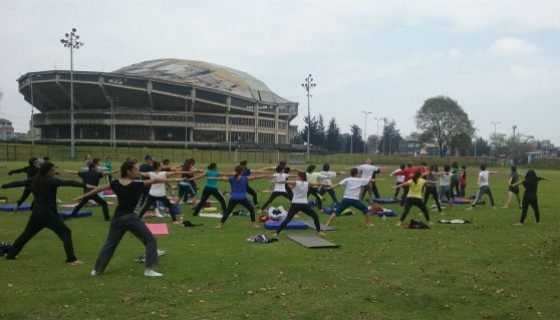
17,58,298,149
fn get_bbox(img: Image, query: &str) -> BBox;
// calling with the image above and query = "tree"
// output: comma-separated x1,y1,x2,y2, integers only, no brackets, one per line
300,115,326,149
379,119,402,154
473,137,491,156
347,125,363,153
415,96,475,157
316,115,326,148
325,117,342,152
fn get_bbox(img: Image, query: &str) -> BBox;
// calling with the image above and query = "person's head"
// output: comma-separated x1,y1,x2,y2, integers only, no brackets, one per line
452,162,459,169
444,164,451,172
525,169,537,182
240,160,248,167
152,161,162,171
306,165,316,173
511,166,517,173
28,157,38,167
32,161,56,193
144,154,153,164
106,156,112,161
182,158,195,170
412,170,422,183
163,159,170,166
234,165,244,178
121,160,139,178
275,165,283,173
480,164,487,171
323,163,330,171
85,153,92,160
297,171,307,181
208,163,217,170
350,168,359,177
400,163,405,170
284,166,291,174
279,159,287,168
88,160,98,171
461,165,466,170
365,158,372,165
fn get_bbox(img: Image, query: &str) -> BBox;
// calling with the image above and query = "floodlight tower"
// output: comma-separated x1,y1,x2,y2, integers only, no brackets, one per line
301,74,316,162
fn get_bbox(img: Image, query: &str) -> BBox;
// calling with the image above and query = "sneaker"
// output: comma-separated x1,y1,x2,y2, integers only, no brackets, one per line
157,249,166,257
144,270,163,277
513,223,523,226
67,260,84,266
395,221,402,227
91,270,99,276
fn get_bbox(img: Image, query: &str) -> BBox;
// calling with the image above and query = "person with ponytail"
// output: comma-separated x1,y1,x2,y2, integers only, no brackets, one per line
80,160,184,277
64,158,114,221
189,163,228,217
305,165,326,210
511,169,550,225
273,171,325,237
259,165,293,213
1,162,85,264
394,170,431,227
501,166,521,209
7,157,39,213
211,165,268,229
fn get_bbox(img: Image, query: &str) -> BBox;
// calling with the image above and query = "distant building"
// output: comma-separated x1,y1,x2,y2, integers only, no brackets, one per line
0,118,15,140
399,138,422,155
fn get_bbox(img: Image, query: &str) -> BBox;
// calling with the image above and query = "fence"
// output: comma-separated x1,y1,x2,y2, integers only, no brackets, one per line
1,142,558,169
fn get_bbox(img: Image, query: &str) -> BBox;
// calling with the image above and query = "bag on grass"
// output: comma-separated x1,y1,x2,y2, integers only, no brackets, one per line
0,242,12,256
246,234,278,244
268,206,287,222
408,219,430,229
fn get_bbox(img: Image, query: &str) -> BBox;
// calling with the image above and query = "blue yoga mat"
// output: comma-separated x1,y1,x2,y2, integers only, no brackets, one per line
0,204,32,212
264,220,308,230
373,198,398,204
453,199,471,204
58,210,92,218
375,210,398,217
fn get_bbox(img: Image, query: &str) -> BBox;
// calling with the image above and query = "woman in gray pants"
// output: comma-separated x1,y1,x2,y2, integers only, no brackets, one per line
77,160,183,277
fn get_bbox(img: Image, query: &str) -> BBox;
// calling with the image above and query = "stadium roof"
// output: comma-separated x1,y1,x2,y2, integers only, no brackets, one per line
114,58,292,105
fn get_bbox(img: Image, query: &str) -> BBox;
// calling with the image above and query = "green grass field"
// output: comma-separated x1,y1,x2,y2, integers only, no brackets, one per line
0,162,558,319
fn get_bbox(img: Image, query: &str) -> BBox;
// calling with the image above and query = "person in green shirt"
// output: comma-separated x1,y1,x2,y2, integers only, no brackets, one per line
104,156,113,183
190,163,228,216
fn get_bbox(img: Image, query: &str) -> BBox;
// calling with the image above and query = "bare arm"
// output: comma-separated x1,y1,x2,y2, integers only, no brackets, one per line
248,174,270,181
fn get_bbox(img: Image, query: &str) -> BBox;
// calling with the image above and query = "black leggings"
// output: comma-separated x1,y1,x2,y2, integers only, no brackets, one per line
221,199,256,223
16,187,32,206
261,191,292,210
394,182,403,199
307,187,322,209
139,195,177,221
400,197,430,222
361,182,381,200
520,194,540,223
400,186,410,206
7,210,77,262
277,203,321,234
319,186,338,203
72,191,110,221
423,186,441,212
192,187,228,216
450,179,460,196
246,184,258,205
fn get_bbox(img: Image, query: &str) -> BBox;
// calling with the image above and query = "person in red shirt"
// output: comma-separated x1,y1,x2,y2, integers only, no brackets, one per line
399,162,427,206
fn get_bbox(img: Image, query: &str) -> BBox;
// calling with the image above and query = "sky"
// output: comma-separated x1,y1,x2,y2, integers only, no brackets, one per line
1,0,559,144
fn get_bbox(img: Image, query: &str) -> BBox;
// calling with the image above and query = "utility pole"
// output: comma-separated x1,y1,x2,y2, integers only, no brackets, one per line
301,74,316,162
361,111,372,154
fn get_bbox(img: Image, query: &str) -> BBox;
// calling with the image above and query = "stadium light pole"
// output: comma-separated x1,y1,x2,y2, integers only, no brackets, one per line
490,121,500,159
60,28,84,159
373,116,384,154
301,74,316,162
512,125,517,165
361,111,372,154
30,77,35,146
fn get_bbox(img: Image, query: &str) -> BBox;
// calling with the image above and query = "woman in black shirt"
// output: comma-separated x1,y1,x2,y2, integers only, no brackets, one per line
78,160,183,277
512,169,550,225
7,157,39,213
1,162,84,264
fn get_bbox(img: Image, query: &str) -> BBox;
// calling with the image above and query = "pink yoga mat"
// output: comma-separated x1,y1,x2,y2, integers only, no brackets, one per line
146,223,169,235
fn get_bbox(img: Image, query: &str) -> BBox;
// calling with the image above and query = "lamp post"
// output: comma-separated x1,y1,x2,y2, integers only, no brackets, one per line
374,116,384,154
512,125,517,165
60,28,84,159
361,111,372,154
30,76,35,145
490,121,500,159
301,74,316,162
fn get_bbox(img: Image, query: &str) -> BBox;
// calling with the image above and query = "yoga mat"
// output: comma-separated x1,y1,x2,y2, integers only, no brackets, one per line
199,213,222,218
264,220,308,230
58,210,92,218
0,204,32,212
453,198,471,204
373,198,398,204
302,221,337,231
146,223,169,235
202,207,218,212
288,234,340,248
376,209,397,217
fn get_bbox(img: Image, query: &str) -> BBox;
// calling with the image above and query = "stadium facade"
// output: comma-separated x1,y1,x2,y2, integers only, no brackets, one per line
18,59,298,149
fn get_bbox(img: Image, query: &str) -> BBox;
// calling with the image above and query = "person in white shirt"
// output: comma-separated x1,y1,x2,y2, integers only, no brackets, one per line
391,164,406,200
467,164,497,210
325,168,376,227
260,166,293,212
273,171,325,236
318,163,339,204
357,159,380,202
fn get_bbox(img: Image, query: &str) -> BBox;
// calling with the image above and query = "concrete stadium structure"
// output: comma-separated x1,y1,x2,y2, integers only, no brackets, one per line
18,59,298,148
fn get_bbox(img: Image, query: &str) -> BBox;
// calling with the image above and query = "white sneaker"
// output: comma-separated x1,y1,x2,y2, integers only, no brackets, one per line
91,270,99,276
157,249,166,257
395,221,402,227
155,209,164,218
144,270,163,277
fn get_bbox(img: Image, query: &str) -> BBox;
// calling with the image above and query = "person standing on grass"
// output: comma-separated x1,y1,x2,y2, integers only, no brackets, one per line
325,168,377,227
82,160,184,277
273,171,325,237
104,156,113,184
400,162,427,206
213,165,268,229
502,166,521,209
466,164,497,210
137,161,187,224
64,159,113,221
391,164,406,200
239,160,259,207
306,165,326,210
177,158,201,204
259,165,293,213
459,165,467,197
423,165,442,213
7,157,39,213
512,169,550,226
357,159,380,203
1,161,85,265
438,164,454,209
190,163,228,217
450,162,460,196
394,170,432,227
319,163,340,204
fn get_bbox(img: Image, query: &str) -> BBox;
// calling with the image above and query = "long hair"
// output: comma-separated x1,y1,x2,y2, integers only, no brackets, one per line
350,168,359,177
182,158,195,171
234,165,244,179
525,169,538,185
412,170,421,184
208,163,217,170
121,160,136,178
511,166,517,173
32,162,55,193
306,165,316,174
28,157,38,167
152,161,161,171
298,171,307,181
275,165,282,173
323,163,330,171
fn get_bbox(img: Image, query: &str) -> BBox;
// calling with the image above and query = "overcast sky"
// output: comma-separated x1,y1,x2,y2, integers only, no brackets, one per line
1,0,559,144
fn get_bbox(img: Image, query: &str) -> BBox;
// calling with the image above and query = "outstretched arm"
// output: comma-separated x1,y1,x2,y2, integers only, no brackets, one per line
7,167,27,175
0,179,30,189
75,184,111,201
511,179,524,187
248,174,270,181
53,178,85,189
